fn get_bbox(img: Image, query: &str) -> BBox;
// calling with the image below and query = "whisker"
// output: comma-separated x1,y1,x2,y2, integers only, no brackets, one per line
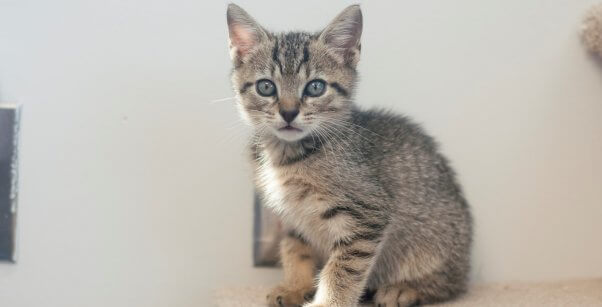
319,118,378,146
318,121,363,160
314,125,348,182
207,96,237,104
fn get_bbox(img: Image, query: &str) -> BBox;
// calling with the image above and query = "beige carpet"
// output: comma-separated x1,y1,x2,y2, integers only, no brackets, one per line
214,278,602,306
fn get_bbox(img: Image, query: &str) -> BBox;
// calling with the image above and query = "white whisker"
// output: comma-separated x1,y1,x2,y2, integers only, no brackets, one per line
207,96,237,104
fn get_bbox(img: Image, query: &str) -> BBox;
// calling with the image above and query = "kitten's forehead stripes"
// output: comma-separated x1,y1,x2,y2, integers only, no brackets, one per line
296,40,310,75
272,33,352,98
235,32,351,99
271,37,283,74
270,32,314,76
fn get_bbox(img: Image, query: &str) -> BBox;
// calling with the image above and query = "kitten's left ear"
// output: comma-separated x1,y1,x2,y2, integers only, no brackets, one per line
226,4,268,61
319,5,363,65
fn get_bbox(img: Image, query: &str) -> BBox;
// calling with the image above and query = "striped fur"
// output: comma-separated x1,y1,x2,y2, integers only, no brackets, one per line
226,4,472,307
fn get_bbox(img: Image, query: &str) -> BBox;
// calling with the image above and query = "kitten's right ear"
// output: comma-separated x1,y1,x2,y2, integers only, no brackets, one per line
226,4,268,61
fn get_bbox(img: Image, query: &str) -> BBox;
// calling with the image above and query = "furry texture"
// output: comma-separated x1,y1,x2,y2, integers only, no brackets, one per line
582,3,602,57
226,4,472,307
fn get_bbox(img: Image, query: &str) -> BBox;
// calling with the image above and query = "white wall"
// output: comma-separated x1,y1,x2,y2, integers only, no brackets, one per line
1,1,601,306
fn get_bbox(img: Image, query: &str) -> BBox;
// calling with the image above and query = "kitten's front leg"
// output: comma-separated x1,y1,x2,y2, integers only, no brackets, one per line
267,232,317,307
306,237,380,307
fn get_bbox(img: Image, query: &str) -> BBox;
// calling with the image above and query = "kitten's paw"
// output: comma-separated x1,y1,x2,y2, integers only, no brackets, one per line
374,284,421,307
267,284,315,307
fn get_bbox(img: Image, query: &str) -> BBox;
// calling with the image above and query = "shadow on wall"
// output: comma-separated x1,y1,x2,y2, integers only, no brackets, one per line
584,44,602,81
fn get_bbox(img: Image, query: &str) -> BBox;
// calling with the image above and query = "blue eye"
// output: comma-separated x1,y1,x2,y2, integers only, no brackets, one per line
304,79,326,97
256,79,276,96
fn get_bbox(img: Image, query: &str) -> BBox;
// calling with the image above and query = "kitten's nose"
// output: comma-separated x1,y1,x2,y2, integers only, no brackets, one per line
279,109,299,124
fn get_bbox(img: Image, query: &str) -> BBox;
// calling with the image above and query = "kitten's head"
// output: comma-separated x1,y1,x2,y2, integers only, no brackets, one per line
226,4,362,143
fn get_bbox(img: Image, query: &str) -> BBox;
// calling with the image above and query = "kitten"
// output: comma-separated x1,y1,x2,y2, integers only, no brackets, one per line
226,4,472,307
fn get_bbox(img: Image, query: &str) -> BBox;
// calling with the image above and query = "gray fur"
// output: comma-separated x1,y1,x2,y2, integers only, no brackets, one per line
226,4,472,307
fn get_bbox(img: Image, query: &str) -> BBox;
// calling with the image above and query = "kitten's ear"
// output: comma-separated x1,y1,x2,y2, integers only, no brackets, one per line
319,5,363,64
226,4,268,61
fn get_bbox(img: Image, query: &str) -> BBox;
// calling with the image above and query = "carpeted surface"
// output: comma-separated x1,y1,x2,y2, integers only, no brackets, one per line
214,278,602,306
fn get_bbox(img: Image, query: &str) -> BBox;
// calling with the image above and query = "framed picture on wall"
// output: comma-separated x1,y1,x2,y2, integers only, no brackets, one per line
0,104,21,262
252,193,283,267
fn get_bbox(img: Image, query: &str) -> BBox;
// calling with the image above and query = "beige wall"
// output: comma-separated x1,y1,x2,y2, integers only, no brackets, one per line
0,1,601,306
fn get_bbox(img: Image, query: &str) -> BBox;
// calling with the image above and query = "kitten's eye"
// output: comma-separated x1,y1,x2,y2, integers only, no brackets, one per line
256,79,276,97
304,79,326,97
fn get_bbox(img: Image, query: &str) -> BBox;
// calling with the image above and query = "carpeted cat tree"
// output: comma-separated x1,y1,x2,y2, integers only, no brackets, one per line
214,280,602,306
214,5,602,306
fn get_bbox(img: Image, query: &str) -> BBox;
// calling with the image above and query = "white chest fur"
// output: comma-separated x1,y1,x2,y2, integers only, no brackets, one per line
256,159,349,255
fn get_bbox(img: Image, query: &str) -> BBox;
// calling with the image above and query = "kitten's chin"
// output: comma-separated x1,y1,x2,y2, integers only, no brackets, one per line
272,128,309,143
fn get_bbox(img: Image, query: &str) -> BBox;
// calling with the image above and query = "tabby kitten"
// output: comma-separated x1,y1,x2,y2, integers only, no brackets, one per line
226,4,472,307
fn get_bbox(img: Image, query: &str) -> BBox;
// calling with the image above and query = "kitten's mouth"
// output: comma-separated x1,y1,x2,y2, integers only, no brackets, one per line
274,124,306,142
278,125,302,132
